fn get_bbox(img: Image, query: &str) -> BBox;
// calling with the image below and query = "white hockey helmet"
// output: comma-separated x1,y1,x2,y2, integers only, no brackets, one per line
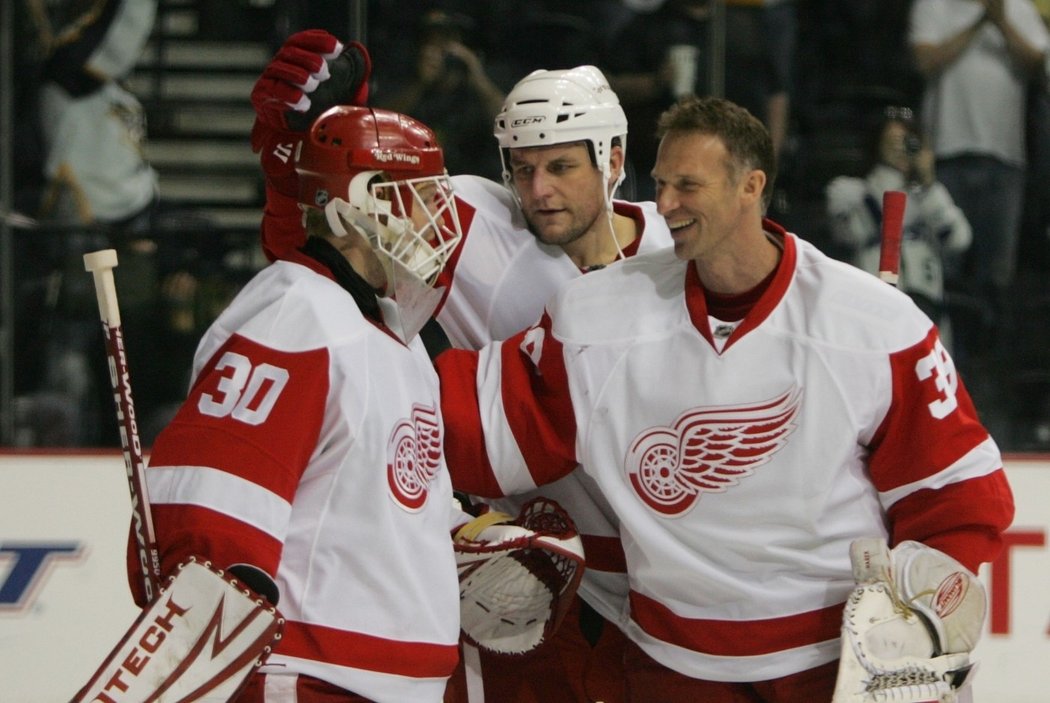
494,65,628,195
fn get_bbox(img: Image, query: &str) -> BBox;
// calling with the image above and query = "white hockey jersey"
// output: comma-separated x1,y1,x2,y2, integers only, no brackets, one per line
438,226,1013,682
435,174,673,627
143,261,464,702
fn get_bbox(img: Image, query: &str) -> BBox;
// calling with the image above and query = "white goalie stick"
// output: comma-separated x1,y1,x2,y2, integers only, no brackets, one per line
83,248,162,602
75,249,283,703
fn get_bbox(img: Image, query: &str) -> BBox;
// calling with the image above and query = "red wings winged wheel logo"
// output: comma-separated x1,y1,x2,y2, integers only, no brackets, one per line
626,389,802,516
387,404,443,511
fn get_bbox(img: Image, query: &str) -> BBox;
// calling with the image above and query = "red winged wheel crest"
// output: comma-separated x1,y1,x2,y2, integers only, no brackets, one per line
626,389,802,516
387,403,443,511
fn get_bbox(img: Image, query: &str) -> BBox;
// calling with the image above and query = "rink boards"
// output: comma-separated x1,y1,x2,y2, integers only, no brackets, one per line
0,452,1043,700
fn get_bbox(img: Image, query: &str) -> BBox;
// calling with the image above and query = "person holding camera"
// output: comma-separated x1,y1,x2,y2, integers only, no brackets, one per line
825,106,972,353
379,9,504,180
910,0,1048,357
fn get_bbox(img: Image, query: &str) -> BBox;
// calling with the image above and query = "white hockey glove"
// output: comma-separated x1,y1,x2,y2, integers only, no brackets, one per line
832,538,985,703
454,497,585,655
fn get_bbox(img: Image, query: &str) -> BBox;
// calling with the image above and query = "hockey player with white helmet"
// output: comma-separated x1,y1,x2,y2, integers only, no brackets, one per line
435,64,673,703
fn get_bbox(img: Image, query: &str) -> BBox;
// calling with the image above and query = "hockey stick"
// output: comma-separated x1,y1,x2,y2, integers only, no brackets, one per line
77,250,284,703
84,248,162,602
878,190,906,287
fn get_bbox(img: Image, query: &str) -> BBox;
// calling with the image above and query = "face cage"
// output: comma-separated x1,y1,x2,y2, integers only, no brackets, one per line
364,173,463,287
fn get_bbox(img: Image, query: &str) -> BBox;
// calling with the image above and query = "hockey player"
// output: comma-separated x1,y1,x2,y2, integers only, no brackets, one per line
434,66,673,703
131,103,471,701
435,96,1015,702
250,32,674,703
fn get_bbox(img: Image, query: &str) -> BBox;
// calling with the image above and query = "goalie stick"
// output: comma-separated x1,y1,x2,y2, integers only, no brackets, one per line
84,248,162,602
76,249,283,703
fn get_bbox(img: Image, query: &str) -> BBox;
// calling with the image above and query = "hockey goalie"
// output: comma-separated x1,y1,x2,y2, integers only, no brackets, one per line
832,538,987,703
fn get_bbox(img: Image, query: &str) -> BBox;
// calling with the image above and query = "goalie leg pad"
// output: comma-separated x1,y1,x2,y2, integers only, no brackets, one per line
73,558,283,703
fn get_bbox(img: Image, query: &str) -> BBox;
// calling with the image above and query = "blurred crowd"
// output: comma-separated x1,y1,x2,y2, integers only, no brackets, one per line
5,0,1050,450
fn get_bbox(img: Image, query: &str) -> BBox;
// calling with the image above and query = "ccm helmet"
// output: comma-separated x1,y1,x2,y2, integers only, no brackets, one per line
296,105,462,287
493,65,628,192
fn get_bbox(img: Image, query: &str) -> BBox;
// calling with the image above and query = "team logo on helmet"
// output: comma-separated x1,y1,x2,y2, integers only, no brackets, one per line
625,388,801,516
372,149,422,165
387,403,443,511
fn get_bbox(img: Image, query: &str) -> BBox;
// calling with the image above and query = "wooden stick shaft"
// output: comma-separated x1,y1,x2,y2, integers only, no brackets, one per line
84,249,162,601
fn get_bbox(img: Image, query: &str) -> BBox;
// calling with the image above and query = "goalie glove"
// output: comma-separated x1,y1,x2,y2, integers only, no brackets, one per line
250,30,372,199
454,497,585,656
832,538,985,703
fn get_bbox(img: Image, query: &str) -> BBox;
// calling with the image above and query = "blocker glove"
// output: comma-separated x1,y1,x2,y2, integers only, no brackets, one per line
250,30,372,199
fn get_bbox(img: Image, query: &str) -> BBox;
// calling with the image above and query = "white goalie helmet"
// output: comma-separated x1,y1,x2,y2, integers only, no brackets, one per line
494,65,628,197
296,105,463,290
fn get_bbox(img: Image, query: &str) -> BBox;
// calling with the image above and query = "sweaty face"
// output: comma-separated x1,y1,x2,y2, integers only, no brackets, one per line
651,132,751,262
508,143,607,246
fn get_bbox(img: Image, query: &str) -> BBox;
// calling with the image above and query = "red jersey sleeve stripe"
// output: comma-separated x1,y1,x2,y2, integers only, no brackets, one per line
870,327,993,492
436,348,504,497
150,335,330,503
887,470,1015,573
499,316,579,484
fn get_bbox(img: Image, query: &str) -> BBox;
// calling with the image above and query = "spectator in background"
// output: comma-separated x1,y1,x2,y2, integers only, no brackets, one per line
378,9,505,180
909,0,1049,353
1020,0,1050,268
723,0,797,173
826,106,972,353
605,0,715,201
13,0,159,446
605,0,796,201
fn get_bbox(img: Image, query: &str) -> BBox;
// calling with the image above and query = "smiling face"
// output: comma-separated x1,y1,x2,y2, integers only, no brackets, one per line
508,142,617,247
651,131,765,263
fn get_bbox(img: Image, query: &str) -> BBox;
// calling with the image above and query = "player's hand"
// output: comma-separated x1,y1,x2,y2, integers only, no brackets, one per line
250,30,372,197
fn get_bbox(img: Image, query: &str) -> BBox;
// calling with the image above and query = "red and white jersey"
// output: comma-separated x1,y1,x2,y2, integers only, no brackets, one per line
435,174,672,627
143,261,464,702
438,226,1014,682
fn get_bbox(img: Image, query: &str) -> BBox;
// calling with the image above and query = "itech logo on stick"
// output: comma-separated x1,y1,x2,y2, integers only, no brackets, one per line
0,542,82,612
